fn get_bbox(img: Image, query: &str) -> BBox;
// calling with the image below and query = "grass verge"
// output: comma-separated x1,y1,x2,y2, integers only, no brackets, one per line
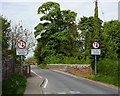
2,74,27,96
65,71,119,87
92,74,119,87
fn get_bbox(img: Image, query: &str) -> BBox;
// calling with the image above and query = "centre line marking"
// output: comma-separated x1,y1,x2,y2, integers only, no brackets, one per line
44,78,48,88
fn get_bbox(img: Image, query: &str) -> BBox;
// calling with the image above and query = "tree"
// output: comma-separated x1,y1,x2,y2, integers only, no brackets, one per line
78,16,94,51
23,57,35,64
34,2,80,63
103,20,120,59
97,20,120,78
0,16,11,57
78,16,95,65
9,21,35,65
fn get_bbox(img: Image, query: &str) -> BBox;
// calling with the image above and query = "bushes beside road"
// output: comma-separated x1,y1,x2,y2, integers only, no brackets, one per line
96,58,119,87
98,58,118,78
92,74,119,87
43,54,91,64
2,74,27,95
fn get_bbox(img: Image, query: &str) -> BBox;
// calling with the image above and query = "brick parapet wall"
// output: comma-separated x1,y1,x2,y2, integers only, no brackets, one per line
47,64,91,74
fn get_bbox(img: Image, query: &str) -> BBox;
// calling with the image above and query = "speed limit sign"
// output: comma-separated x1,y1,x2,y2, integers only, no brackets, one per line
16,40,27,55
92,41,100,49
17,40,26,49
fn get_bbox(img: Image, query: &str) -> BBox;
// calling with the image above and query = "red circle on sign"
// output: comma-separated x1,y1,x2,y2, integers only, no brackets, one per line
92,41,100,49
17,40,26,49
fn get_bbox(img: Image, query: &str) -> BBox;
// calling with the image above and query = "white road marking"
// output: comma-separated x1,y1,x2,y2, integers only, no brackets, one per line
44,78,48,88
45,91,81,94
69,91,81,94
31,70,42,78
57,92,67,94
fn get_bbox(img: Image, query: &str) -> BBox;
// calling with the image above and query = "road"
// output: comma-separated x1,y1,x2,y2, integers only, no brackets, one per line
31,66,118,94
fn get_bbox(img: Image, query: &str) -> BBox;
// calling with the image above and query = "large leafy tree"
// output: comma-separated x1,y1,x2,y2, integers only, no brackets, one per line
34,2,80,63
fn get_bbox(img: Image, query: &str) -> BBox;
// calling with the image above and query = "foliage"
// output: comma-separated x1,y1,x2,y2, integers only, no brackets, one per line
78,16,103,69
0,16,11,57
103,20,120,59
37,64,47,69
43,54,87,64
92,74,119,87
23,57,35,64
96,20,120,82
34,2,80,63
2,74,27,95
97,58,118,78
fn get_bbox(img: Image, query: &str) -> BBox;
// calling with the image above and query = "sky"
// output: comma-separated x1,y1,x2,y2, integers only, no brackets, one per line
0,0,120,57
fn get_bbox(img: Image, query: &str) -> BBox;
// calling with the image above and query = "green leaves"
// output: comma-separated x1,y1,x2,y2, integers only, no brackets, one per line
38,2,60,23
38,2,60,14
103,20,120,59
1,16,11,57
34,2,80,63
44,54,82,64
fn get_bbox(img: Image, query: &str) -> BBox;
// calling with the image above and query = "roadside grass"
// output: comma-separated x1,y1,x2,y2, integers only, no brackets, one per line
2,74,27,96
92,74,119,87
66,71,94,79
65,71,119,87
37,64,47,69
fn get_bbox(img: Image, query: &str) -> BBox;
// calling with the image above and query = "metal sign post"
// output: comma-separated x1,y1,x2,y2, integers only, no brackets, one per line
91,41,101,75
95,55,97,75
21,56,23,75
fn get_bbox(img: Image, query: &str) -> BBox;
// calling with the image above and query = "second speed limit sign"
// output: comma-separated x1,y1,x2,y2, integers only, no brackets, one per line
92,41,100,49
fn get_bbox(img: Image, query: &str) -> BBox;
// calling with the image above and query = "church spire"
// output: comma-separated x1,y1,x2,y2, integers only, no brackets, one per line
94,0,98,18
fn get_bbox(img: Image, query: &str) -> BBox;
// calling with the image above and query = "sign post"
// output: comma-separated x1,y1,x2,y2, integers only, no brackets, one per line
16,40,27,75
95,55,97,75
91,41,100,75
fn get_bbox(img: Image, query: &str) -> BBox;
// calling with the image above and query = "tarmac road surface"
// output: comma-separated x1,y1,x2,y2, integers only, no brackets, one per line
31,65,118,95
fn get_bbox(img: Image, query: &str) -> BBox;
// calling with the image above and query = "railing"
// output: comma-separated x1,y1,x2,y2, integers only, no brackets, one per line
2,56,31,80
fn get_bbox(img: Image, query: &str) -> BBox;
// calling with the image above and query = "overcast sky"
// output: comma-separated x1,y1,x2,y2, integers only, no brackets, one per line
0,0,119,57
1,0,119,30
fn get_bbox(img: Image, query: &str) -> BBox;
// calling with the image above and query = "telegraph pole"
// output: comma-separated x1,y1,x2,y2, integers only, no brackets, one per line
94,0,99,75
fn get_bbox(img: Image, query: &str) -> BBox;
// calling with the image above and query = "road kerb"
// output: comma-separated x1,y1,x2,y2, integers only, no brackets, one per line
31,70,46,88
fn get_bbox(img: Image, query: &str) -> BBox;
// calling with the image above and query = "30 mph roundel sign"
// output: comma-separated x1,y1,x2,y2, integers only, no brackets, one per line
17,40,26,49
92,41,100,49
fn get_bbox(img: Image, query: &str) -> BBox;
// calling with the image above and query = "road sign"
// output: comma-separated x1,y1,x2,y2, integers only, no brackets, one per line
16,40,27,55
91,49,101,55
17,40,26,49
16,49,27,55
92,41,100,49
